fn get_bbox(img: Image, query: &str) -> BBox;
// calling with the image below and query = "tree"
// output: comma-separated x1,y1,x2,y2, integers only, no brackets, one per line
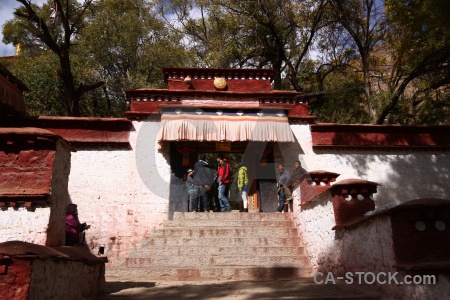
1,50,66,116
377,0,450,124
3,0,104,116
78,0,195,116
158,0,330,90
329,0,386,122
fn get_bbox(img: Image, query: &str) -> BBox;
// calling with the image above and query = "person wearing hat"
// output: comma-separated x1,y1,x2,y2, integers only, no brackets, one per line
192,154,215,212
186,168,199,212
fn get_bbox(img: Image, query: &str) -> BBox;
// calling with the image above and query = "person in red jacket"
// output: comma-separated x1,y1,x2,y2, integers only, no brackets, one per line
216,154,232,212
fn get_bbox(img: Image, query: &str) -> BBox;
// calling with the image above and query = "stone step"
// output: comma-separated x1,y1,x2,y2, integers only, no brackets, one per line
142,236,302,247
124,255,309,268
173,212,293,221
152,227,300,238
164,219,295,227
127,245,305,256
106,266,312,281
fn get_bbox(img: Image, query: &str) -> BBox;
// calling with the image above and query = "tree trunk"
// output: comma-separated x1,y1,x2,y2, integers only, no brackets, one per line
59,48,80,116
362,53,373,122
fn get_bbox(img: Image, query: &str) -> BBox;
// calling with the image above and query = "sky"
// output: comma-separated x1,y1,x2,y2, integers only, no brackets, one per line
0,0,47,56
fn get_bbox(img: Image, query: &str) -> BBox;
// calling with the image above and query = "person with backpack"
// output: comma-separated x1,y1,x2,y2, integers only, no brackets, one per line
192,155,215,212
216,153,232,212
237,161,249,212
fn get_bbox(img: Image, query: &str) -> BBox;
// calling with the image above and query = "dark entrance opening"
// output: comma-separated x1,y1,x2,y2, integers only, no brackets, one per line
167,141,278,219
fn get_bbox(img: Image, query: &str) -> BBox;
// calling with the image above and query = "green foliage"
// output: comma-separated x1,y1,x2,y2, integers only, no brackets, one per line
309,69,370,124
1,51,66,116
2,0,449,123
377,0,450,124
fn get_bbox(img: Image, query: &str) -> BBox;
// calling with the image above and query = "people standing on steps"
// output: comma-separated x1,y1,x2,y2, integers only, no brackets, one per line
276,163,291,213
237,161,249,212
216,153,232,212
192,154,215,212
284,160,307,212
186,169,200,212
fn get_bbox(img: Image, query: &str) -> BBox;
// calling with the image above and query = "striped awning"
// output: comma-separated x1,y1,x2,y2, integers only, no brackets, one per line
157,108,295,142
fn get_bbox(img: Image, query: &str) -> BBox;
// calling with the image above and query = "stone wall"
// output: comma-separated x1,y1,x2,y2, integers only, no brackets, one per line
293,194,450,299
0,129,71,247
68,120,172,265
287,124,450,205
29,259,105,300
0,208,51,245
0,256,32,300
0,241,105,300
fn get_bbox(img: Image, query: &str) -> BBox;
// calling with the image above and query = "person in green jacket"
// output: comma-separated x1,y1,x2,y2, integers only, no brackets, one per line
237,162,249,212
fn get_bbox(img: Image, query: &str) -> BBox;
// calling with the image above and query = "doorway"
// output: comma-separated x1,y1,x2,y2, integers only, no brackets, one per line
167,141,278,218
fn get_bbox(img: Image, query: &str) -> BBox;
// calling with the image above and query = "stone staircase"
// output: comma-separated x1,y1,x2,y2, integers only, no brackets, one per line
107,212,312,281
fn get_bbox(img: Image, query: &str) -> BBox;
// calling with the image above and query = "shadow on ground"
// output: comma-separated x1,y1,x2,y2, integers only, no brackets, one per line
104,278,380,300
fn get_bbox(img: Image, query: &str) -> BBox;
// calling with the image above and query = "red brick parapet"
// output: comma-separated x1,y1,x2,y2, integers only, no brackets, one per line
311,123,450,150
0,128,71,207
0,116,132,149
330,179,379,230
0,241,106,300
299,170,340,204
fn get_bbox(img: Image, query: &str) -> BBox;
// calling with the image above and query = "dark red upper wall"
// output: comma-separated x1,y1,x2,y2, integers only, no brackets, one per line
0,117,132,149
311,123,450,150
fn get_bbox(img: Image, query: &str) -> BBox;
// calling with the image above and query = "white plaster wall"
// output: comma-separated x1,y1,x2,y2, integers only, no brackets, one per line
293,191,337,271
294,195,395,274
68,120,172,265
294,190,450,299
0,207,50,245
289,124,450,206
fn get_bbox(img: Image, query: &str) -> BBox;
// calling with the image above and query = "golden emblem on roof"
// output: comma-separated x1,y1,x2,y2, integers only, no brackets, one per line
214,77,227,90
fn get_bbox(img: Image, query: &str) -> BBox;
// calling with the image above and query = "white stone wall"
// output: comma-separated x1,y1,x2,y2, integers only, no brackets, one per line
0,207,50,245
294,196,395,274
289,124,450,206
68,120,172,265
293,191,337,271
293,190,450,299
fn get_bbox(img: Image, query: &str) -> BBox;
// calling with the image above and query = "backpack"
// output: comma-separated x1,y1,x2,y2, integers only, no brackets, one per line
228,167,234,183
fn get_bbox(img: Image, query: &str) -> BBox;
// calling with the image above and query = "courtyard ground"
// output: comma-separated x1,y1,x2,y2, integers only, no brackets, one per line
103,277,381,299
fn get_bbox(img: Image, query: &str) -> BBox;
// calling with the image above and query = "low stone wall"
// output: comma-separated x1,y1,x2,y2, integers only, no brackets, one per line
293,191,450,299
0,241,106,300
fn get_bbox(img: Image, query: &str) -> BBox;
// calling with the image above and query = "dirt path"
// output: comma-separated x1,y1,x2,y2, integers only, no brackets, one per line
104,277,380,299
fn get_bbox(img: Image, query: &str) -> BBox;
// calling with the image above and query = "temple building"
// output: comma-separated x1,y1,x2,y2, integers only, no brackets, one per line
2,66,450,298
